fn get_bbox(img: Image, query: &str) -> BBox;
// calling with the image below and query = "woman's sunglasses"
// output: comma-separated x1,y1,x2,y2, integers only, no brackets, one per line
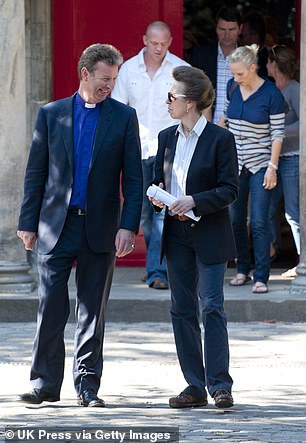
167,92,187,102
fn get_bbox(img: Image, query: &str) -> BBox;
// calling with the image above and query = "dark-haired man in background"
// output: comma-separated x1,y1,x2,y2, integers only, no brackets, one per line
190,7,241,124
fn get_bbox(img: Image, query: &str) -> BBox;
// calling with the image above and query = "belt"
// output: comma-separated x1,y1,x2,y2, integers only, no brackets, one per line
170,214,190,222
68,208,86,216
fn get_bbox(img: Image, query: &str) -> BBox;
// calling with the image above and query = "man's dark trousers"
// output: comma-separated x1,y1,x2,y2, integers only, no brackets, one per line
31,213,115,397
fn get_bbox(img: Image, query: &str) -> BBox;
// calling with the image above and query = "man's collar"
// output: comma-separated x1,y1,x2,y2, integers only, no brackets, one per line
75,92,98,108
218,42,237,59
218,43,226,59
137,48,171,70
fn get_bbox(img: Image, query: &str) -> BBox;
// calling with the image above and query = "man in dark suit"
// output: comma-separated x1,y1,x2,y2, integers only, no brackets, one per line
190,7,241,123
17,44,143,407
150,66,238,409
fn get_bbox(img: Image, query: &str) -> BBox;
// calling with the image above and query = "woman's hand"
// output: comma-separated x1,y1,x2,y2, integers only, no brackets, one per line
169,196,195,216
148,182,165,208
263,167,277,190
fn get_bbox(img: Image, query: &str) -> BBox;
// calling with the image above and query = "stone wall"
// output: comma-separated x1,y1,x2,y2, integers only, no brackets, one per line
0,0,52,291
0,0,27,262
25,0,52,148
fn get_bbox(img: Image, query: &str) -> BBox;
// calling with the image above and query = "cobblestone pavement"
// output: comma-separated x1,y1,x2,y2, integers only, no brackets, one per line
0,322,306,443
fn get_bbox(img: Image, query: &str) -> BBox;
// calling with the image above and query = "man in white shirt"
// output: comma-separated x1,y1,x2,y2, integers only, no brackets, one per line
112,21,189,289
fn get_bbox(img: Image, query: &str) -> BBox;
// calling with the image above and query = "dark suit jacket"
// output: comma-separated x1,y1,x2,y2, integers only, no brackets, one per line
18,94,143,254
190,42,220,118
155,122,239,265
190,42,218,90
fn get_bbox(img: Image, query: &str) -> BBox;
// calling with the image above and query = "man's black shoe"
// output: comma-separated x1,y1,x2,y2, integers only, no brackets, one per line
78,390,105,407
19,388,60,405
169,387,208,408
213,389,234,408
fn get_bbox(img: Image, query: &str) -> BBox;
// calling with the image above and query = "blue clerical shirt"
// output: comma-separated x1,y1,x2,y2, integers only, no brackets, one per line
69,93,100,210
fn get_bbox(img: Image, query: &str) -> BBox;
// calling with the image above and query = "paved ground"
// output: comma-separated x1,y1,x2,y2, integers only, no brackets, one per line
1,266,306,442
0,321,306,443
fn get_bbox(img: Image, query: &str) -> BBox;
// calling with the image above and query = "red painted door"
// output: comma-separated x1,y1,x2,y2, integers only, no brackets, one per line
53,0,184,99
52,0,183,266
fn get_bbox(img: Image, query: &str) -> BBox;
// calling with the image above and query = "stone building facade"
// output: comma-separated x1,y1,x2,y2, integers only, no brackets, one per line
0,0,52,291
0,0,305,292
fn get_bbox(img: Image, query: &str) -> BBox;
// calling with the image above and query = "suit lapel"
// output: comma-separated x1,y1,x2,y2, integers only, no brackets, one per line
89,98,113,170
60,95,75,172
164,128,178,192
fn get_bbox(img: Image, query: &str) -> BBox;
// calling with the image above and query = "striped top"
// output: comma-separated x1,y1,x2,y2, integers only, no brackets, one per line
225,79,285,174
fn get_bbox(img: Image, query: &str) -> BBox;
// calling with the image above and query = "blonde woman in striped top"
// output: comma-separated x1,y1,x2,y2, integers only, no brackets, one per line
224,44,285,293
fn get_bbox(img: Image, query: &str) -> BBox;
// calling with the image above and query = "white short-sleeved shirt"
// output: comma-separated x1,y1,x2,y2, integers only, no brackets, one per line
112,49,189,159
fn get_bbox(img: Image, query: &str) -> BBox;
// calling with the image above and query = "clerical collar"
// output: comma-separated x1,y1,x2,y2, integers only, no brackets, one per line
75,93,97,109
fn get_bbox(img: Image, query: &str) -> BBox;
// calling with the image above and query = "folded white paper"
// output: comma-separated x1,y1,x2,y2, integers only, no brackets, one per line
146,184,200,221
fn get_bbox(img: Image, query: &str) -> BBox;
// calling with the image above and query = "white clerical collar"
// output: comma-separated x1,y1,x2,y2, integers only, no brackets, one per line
85,102,96,108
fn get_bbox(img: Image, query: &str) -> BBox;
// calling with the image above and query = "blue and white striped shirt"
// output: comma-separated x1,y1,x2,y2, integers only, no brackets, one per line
225,79,285,174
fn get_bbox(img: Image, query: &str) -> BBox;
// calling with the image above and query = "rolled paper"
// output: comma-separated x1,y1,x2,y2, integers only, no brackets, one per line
146,184,200,221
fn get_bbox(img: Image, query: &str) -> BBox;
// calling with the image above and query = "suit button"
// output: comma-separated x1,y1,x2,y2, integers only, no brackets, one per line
190,223,196,228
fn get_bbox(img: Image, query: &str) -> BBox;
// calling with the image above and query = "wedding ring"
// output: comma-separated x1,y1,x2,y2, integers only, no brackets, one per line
131,244,135,248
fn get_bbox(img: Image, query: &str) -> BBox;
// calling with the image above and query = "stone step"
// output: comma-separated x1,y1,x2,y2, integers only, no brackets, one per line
1,267,305,322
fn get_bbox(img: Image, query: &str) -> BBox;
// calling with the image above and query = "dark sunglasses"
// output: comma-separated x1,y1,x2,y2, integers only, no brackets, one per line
167,92,187,102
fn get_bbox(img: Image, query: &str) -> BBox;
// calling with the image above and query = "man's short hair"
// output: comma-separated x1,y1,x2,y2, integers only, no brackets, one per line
145,21,171,37
77,43,123,80
216,7,241,25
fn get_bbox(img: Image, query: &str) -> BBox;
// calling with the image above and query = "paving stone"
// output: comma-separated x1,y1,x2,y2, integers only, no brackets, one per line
0,322,306,442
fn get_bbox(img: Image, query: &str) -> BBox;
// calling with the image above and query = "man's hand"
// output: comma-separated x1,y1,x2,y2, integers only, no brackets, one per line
17,230,37,251
169,196,195,217
115,229,135,257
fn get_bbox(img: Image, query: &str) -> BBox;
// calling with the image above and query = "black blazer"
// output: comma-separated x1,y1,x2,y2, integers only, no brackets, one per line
190,42,219,118
155,122,239,265
18,95,143,254
190,42,218,90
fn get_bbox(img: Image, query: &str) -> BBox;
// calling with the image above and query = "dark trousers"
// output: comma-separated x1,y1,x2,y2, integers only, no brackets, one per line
165,218,233,397
141,156,168,285
30,213,115,396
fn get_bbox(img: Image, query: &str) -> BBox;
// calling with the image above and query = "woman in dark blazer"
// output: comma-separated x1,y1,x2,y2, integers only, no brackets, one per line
150,66,239,409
